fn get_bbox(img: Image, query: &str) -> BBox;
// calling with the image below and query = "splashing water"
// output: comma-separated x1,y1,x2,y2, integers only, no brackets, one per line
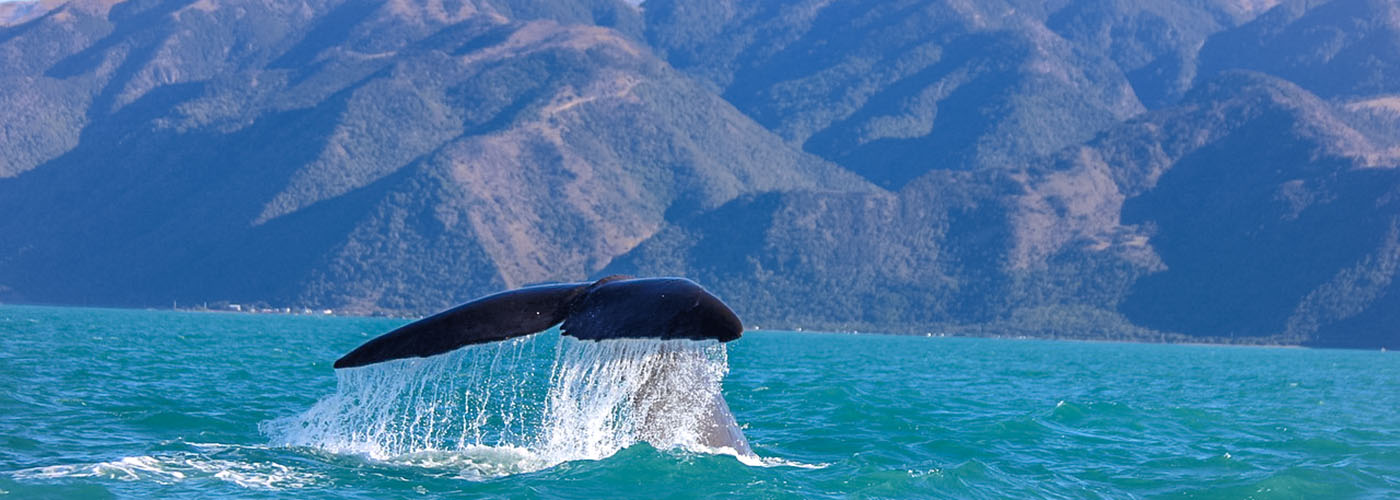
537,337,737,460
262,333,743,477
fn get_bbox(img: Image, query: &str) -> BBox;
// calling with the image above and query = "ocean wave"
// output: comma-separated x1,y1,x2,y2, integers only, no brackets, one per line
8,451,323,489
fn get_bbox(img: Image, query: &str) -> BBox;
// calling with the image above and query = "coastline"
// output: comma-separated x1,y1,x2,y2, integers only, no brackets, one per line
0,302,1343,350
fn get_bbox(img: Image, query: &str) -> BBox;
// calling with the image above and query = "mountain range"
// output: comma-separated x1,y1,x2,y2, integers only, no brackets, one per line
1,0,1396,348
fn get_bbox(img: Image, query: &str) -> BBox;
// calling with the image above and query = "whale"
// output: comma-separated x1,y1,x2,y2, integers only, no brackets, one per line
333,275,753,456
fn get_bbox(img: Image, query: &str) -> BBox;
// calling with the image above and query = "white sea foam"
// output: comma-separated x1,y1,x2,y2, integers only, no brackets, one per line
263,334,750,477
10,452,323,489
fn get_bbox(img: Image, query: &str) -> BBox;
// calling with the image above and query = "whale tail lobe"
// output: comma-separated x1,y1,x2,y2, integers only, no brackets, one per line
333,282,589,368
334,277,743,369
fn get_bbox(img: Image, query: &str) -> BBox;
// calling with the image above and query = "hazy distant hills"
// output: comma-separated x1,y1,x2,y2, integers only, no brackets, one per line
1198,0,1400,99
0,0,865,313
1,0,1396,348
643,0,1146,187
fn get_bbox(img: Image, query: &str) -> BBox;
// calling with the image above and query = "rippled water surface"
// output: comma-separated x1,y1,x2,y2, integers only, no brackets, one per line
2,305,1398,498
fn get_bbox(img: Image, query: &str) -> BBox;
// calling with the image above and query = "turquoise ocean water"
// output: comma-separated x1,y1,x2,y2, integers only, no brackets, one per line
1,305,1398,498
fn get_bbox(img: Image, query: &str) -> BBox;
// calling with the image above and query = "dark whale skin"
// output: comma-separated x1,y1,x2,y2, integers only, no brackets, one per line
562,278,742,343
334,277,742,369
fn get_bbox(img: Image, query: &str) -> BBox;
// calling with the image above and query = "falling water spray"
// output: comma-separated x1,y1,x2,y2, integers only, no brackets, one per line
263,332,739,474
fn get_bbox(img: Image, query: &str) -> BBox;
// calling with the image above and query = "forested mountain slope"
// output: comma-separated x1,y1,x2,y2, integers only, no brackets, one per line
1,0,1395,347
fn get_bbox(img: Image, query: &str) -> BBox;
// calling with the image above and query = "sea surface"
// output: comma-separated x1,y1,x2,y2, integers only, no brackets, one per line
1,305,1398,499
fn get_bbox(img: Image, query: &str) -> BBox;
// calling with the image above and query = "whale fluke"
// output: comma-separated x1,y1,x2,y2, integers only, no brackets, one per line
333,277,743,369
562,277,743,343
332,282,590,369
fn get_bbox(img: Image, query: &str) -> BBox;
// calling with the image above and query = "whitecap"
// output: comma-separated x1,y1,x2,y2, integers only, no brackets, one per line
9,452,323,489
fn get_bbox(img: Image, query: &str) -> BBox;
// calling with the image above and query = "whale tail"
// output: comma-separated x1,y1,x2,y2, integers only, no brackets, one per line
332,282,589,369
334,277,743,369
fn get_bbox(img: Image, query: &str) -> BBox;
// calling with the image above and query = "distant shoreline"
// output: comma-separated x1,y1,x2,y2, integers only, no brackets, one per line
749,327,1307,350
0,301,1360,350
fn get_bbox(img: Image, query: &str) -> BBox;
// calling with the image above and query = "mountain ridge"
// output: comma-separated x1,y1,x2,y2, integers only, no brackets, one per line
1,0,1396,348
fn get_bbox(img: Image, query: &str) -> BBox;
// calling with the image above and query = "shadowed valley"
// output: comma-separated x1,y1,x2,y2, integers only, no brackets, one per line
1,0,1396,348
